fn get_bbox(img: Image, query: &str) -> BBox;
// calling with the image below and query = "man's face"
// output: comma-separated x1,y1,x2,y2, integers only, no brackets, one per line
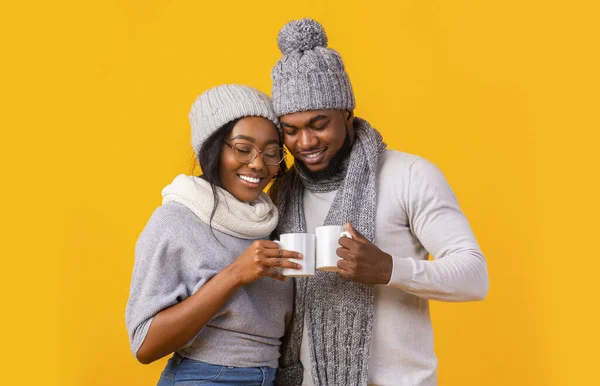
280,109,354,173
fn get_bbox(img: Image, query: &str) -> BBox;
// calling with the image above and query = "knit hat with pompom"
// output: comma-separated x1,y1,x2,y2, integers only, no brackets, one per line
271,18,355,116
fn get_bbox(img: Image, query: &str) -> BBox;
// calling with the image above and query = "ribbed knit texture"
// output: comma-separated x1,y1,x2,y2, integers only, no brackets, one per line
271,19,355,116
189,84,280,152
274,118,386,386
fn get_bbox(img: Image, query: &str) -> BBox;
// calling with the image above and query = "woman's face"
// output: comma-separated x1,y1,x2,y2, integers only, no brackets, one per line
219,116,282,202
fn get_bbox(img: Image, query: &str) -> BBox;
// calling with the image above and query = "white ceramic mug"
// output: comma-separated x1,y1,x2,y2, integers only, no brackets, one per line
315,225,352,272
275,233,316,277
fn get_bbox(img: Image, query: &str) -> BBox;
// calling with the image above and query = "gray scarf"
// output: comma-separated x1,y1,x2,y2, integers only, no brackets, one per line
275,118,386,386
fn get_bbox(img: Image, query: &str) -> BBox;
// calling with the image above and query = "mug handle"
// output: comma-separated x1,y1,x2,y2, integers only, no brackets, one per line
340,231,353,239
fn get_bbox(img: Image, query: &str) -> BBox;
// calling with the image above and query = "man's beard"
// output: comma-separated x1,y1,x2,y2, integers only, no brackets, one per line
294,125,353,182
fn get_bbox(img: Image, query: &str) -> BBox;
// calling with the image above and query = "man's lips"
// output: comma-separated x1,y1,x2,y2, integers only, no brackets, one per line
298,149,326,164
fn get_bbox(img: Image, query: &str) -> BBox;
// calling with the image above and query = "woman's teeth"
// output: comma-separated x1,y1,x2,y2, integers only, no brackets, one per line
238,175,260,184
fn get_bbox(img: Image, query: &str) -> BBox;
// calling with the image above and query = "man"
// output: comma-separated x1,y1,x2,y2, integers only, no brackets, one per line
270,19,489,386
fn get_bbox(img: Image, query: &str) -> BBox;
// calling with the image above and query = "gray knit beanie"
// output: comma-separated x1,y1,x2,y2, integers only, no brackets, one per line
271,18,355,116
189,84,280,153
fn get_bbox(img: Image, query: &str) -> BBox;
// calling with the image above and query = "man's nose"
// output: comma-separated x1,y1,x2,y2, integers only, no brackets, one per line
298,129,318,149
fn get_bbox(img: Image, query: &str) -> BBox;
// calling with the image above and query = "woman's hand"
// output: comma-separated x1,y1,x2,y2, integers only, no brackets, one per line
229,240,302,284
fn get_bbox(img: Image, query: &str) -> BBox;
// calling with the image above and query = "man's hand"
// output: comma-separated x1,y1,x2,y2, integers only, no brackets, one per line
336,223,393,285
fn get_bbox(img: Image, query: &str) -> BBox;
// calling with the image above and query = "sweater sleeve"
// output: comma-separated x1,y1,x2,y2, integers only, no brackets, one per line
125,205,193,356
387,157,489,302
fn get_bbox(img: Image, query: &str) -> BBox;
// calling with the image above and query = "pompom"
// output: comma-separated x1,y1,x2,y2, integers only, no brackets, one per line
277,18,328,55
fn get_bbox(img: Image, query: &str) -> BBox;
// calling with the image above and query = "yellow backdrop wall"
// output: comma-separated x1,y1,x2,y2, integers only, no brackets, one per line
1,1,598,385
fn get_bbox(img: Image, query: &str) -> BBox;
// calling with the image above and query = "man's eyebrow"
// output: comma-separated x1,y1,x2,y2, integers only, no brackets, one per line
280,121,298,129
306,115,328,126
230,135,255,142
281,114,329,129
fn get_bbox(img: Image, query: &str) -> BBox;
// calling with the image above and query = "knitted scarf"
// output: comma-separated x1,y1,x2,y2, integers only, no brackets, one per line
275,118,386,386
162,174,279,239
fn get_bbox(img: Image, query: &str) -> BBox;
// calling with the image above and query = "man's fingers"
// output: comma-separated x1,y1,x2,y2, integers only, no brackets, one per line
337,261,352,280
337,258,350,271
338,236,355,249
345,222,367,241
336,246,351,260
337,259,359,282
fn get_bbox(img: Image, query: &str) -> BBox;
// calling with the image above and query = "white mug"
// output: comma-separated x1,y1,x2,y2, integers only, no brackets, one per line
315,225,352,272
275,233,316,277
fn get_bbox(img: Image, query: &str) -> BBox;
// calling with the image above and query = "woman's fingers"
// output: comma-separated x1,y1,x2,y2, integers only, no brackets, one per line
259,241,303,259
264,268,288,282
262,257,302,270
263,248,303,259
259,240,282,249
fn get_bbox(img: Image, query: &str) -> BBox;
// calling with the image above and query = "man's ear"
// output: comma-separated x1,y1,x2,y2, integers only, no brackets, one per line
344,109,354,124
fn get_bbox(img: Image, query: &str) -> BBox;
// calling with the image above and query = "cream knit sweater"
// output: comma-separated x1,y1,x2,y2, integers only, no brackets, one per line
300,150,489,386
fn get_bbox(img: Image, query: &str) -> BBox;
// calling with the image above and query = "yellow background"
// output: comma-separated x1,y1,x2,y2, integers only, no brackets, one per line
1,1,598,385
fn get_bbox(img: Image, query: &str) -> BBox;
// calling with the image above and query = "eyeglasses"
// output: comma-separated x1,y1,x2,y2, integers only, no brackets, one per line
224,142,286,166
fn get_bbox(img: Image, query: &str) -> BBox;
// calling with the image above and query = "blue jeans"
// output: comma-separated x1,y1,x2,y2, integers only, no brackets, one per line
157,353,276,386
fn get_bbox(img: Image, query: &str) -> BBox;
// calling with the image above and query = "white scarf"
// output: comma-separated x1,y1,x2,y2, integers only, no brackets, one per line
162,174,279,239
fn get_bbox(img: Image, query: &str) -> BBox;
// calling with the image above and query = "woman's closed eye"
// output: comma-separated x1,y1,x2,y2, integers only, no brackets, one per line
234,144,253,154
264,147,281,158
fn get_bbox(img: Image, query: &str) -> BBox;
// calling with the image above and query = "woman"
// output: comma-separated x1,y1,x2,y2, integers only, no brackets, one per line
126,84,302,385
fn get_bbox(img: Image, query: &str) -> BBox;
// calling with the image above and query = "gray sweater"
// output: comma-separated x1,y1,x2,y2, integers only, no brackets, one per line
125,202,294,368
